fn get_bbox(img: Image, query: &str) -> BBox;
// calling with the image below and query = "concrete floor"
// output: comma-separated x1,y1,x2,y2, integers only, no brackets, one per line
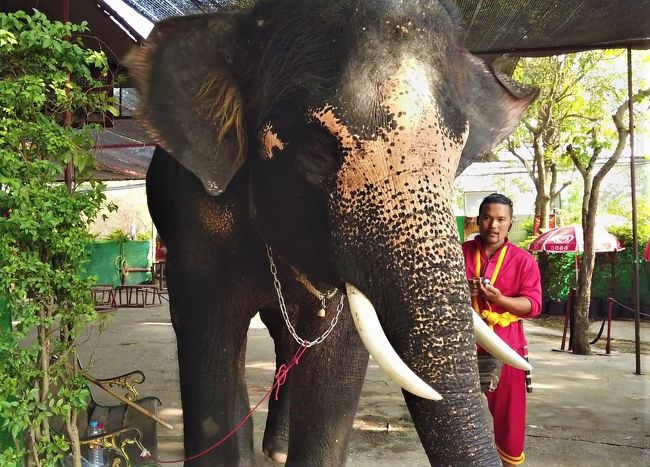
79,300,650,466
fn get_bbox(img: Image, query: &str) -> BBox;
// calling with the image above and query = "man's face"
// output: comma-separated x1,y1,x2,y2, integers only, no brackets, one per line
478,203,512,247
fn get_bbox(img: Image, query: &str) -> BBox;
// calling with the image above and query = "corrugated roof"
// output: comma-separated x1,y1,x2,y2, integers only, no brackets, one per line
3,0,648,181
123,0,650,55
91,120,155,180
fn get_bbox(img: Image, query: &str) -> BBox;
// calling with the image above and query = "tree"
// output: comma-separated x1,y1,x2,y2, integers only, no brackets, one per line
0,10,115,465
506,53,607,231
565,87,649,354
511,50,649,355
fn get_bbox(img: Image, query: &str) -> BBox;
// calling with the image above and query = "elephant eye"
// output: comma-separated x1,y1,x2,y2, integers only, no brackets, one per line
293,124,342,185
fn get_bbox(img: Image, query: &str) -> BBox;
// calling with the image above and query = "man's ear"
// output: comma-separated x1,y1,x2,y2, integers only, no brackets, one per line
127,13,245,196
508,222,513,232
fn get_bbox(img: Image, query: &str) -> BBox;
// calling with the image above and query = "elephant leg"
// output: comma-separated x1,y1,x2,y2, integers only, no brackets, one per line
259,307,293,463
147,147,271,465
285,298,369,466
167,262,255,466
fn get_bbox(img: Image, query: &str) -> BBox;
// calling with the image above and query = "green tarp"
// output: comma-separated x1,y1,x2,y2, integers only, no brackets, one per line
84,240,152,286
122,240,152,286
85,241,122,286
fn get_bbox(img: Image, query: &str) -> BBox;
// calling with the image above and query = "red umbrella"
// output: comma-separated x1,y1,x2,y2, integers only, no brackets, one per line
529,224,624,287
528,225,624,254
530,225,624,353
644,238,650,261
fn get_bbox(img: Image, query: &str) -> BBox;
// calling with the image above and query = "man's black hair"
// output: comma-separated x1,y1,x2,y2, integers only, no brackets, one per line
478,193,513,217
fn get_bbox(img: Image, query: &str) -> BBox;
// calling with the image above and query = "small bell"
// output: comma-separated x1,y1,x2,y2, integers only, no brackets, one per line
317,297,327,318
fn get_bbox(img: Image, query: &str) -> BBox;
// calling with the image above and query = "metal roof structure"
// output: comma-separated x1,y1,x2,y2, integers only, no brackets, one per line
5,1,648,66
2,0,649,180
90,120,155,180
123,0,650,56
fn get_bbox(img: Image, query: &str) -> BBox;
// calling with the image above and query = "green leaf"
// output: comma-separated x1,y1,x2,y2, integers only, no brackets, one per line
0,10,112,461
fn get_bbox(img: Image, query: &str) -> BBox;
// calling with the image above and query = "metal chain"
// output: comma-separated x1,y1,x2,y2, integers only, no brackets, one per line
266,245,344,347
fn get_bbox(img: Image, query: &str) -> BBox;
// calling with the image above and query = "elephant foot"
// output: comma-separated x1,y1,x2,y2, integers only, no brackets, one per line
263,447,288,464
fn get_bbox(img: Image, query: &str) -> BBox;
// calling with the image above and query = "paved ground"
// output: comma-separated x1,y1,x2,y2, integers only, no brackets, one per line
80,300,649,466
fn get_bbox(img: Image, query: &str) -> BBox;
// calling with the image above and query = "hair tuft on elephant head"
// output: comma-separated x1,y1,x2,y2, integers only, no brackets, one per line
129,1,536,465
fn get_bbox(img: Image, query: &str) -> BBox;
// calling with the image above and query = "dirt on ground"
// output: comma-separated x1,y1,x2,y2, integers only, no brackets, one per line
80,302,649,467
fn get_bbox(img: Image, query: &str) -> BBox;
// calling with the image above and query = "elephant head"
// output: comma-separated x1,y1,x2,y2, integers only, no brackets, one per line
129,0,536,464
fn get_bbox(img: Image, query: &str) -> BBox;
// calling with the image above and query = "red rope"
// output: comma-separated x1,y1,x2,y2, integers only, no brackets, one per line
144,344,308,464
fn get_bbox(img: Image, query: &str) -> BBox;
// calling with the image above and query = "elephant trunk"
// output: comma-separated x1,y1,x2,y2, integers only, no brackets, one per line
330,172,501,464
342,246,498,464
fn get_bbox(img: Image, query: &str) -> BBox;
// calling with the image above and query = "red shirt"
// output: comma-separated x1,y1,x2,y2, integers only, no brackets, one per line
462,236,542,351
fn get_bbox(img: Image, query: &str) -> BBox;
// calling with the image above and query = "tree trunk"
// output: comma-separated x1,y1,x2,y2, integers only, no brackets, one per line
538,193,550,231
573,180,599,355
573,249,594,354
65,415,82,467
533,137,551,231
65,343,82,467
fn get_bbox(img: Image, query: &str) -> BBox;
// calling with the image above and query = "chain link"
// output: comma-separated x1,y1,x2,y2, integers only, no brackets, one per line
266,245,344,347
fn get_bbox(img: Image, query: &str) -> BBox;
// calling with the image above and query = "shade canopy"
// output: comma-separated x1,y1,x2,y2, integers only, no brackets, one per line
2,1,648,68
123,0,650,57
1,0,648,181
528,225,624,254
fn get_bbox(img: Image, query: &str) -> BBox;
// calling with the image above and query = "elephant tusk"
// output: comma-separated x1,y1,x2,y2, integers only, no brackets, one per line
345,283,443,401
473,312,532,371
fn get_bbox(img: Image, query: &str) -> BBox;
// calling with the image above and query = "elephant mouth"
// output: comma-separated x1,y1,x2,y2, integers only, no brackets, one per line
345,283,531,400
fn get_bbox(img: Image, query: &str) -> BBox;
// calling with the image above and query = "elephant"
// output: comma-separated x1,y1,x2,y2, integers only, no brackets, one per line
128,0,537,465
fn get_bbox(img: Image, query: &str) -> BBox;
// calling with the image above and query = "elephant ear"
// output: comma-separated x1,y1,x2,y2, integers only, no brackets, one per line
127,13,245,196
456,54,538,176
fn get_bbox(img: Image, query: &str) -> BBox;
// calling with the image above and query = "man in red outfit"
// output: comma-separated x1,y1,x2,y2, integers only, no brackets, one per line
462,193,542,466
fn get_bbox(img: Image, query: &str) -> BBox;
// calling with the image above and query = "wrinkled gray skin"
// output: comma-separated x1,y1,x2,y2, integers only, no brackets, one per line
130,1,535,465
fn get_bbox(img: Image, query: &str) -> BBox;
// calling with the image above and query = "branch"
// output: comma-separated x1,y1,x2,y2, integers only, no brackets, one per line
552,179,572,199
566,144,587,178
563,114,601,122
523,118,540,136
507,140,536,182
586,146,601,174
597,87,650,183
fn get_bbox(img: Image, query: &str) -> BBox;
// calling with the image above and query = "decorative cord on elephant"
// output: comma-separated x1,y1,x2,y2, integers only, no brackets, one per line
128,1,537,465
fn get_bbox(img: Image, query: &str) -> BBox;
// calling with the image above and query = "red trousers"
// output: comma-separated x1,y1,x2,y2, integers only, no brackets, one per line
485,347,527,465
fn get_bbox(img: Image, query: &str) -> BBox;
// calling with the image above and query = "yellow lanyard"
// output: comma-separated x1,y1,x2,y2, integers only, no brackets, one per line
472,244,519,329
474,243,508,285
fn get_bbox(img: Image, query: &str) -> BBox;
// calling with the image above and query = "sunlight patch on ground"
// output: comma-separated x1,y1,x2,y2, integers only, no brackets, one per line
530,382,567,390
537,360,576,367
353,419,408,432
141,321,173,326
159,407,183,417
567,372,601,380
246,362,276,370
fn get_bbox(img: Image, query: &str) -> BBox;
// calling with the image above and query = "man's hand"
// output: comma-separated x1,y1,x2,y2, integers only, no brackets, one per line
479,281,503,304
468,278,481,297
476,281,532,317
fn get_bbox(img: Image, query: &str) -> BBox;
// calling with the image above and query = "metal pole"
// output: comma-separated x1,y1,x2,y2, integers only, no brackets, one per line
606,298,612,355
626,48,642,375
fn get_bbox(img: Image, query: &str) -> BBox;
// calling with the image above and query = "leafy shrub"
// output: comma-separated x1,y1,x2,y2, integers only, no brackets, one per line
0,10,114,465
